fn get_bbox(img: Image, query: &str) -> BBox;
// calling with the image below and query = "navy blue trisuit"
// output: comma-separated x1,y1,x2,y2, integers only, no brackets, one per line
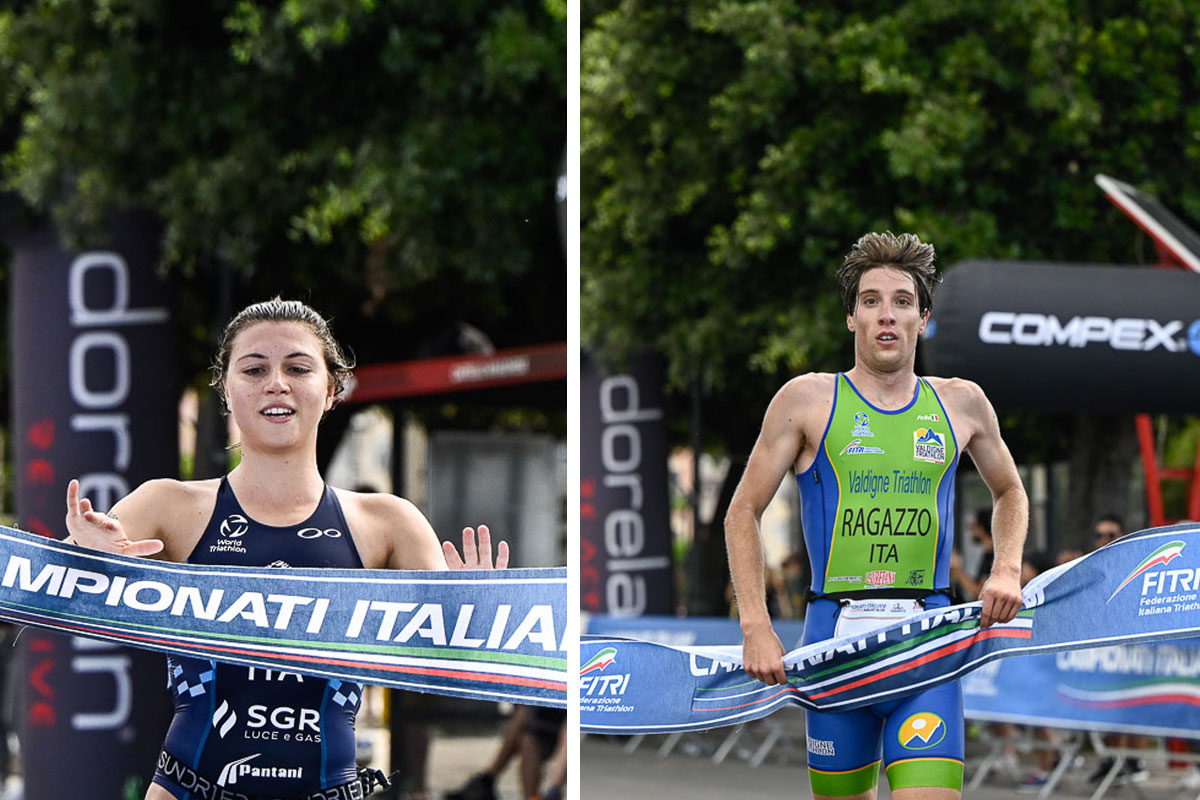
152,477,366,800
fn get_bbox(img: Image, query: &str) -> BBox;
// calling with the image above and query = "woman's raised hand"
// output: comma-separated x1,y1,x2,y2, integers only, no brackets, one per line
443,524,509,570
65,479,164,557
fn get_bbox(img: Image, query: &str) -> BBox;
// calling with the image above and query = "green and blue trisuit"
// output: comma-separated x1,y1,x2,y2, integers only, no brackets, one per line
797,374,964,796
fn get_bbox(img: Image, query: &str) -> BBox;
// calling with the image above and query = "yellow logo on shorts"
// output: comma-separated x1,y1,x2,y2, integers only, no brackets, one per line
898,712,946,750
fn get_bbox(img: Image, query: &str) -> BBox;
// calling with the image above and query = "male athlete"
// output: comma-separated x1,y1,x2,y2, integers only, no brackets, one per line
726,232,1028,800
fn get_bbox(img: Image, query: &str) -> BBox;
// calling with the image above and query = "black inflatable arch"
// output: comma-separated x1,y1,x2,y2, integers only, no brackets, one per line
921,260,1200,414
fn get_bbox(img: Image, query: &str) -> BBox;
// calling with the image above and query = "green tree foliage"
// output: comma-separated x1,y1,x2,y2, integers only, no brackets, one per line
1159,416,1200,519
0,0,566,378
584,1,1200,591
584,0,1200,437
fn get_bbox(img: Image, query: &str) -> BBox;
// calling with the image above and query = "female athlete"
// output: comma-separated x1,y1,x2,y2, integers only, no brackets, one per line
64,298,506,800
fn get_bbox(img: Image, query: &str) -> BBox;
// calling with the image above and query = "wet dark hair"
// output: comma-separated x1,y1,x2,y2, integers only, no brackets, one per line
210,297,355,414
836,231,939,315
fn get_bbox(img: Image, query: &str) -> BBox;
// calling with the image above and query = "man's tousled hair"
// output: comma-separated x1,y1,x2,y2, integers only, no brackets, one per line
836,231,939,315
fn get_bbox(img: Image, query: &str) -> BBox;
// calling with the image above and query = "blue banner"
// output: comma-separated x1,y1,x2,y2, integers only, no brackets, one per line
0,525,567,708
582,523,1200,733
586,613,806,648
963,639,1200,738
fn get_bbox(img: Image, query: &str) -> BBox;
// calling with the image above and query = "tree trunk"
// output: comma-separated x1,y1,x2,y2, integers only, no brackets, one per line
1064,413,1139,551
686,456,745,616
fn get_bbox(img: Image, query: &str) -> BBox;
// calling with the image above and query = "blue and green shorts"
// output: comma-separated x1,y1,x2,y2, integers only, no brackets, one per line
803,597,964,797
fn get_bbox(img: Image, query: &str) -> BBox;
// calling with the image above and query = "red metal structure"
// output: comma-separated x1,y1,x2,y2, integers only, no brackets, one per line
342,342,567,404
1098,175,1200,525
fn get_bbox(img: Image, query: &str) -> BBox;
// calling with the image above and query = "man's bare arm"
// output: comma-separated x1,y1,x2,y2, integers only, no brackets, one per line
958,381,1028,628
725,377,816,684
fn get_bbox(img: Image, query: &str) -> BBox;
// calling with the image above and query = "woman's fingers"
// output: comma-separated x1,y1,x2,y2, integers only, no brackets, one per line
442,540,465,569
475,525,493,568
460,527,478,566
123,539,165,557
82,510,118,531
445,527,508,569
65,480,158,556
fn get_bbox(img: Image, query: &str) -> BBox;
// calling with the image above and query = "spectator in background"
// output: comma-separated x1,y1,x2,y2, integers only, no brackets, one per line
1086,513,1150,787
1020,550,1054,588
1180,748,1200,792
950,512,1015,784
727,566,787,620
1018,550,1063,792
950,508,994,600
445,706,567,800
539,719,567,800
780,552,807,619
1091,514,1123,552
1055,547,1084,566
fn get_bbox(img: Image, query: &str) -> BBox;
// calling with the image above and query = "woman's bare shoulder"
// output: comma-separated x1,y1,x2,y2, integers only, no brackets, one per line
333,488,442,569
336,489,427,527
142,476,220,495
113,478,222,559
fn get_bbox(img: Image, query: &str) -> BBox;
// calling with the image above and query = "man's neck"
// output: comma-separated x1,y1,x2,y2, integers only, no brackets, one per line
846,363,918,410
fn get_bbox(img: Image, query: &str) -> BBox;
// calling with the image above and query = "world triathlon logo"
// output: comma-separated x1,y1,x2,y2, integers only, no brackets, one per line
220,514,249,538
1107,541,1186,602
581,647,617,676
212,514,250,554
898,712,946,750
851,412,874,438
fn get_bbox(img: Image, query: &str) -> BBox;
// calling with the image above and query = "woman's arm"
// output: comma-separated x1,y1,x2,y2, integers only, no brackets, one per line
65,478,165,557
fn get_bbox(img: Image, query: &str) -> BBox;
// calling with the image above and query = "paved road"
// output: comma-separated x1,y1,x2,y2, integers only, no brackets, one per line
580,729,1193,800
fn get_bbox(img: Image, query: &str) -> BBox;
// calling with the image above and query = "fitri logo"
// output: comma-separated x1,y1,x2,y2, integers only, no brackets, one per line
297,527,342,539
220,515,249,538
